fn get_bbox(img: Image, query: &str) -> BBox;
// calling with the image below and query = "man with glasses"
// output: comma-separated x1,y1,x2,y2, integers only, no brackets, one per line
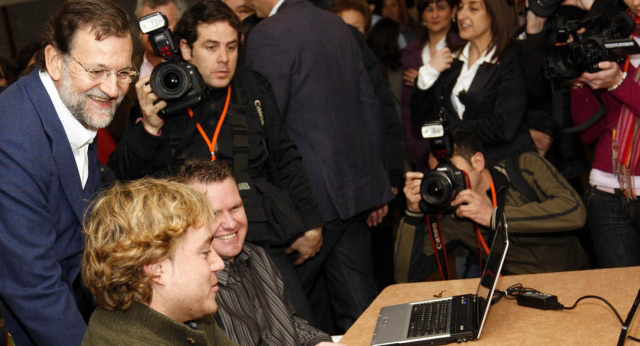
0,1,134,345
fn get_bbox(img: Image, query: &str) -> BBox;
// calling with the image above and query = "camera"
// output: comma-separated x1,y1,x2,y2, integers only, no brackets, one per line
139,12,206,118
544,12,640,81
419,120,468,213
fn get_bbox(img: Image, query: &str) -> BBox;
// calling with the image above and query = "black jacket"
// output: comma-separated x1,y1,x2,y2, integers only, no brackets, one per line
411,47,535,165
109,66,324,245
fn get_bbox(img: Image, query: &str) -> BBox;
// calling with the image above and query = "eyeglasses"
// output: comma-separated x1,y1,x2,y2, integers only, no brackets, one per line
70,56,139,84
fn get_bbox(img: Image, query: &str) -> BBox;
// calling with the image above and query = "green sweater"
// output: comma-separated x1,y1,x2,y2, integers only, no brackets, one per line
83,303,237,346
395,152,589,281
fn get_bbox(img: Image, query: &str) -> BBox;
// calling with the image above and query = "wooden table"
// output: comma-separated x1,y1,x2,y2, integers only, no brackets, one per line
341,267,640,345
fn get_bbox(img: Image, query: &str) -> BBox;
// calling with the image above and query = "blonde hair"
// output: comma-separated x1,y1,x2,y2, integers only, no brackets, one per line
82,177,215,311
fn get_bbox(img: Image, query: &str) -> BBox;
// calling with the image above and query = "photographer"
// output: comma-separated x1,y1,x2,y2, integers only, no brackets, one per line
567,0,640,268
108,0,324,322
394,129,589,282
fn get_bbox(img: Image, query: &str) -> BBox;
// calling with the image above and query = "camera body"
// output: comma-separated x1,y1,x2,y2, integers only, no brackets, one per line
139,12,206,119
419,120,468,213
544,12,640,81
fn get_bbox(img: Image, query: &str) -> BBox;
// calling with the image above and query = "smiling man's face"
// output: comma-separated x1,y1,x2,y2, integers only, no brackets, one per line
53,26,133,130
191,177,248,262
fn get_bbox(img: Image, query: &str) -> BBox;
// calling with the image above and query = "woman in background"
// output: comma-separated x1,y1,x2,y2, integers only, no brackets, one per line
411,0,534,165
401,0,461,170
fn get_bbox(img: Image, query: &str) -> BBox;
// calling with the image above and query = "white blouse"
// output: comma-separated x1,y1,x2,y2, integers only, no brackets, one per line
416,41,496,119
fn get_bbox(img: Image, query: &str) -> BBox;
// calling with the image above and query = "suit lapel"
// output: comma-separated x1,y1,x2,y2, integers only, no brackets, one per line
26,70,87,223
463,62,498,118
441,60,463,124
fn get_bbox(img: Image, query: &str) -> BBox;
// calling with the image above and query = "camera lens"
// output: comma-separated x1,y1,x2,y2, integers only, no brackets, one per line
150,61,192,100
163,72,181,90
420,172,453,209
427,181,446,199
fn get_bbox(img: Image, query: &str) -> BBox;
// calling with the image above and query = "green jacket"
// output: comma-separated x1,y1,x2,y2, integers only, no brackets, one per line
395,152,589,282
82,303,237,346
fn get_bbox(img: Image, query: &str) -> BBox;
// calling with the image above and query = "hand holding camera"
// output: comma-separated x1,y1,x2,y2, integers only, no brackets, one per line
404,172,424,213
450,189,493,227
574,60,625,90
139,12,206,120
136,74,166,135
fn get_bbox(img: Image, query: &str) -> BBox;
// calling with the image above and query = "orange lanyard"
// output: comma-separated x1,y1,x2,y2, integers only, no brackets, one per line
624,56,631,74
187,85,232,161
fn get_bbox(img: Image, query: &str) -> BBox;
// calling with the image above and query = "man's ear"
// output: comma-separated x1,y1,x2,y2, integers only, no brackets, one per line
143,262,164,285
180,39,192,62
44,44,64,81
470,152,485,172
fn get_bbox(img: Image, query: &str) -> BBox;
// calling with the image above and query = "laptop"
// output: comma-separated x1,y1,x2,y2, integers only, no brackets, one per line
371,212,510,345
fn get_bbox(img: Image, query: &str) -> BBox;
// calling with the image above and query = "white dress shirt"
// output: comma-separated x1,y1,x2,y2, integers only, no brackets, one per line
450,42,496,119
269,0,285,17
39,69,97,188
416,37,447,90
416,42,496,119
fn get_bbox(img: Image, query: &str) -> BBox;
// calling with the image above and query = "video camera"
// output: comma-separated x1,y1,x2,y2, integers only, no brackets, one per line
544,11,640,81
139,12,206,119
419,120,468,213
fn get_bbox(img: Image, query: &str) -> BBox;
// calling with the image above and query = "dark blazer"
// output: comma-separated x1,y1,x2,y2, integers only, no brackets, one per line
350,25,404,189
246,0,393,221
0,69,100,345
411,47,535,165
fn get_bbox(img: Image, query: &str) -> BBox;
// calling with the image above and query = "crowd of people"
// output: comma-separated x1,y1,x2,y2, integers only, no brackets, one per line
0,0,639,344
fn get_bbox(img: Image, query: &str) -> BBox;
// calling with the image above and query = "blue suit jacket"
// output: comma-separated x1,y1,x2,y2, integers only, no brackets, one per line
246,0,393,221
0,69,99,345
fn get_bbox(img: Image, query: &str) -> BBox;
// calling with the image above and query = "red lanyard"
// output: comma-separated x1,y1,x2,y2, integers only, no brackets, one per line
427,174,498,280
187,85,232,161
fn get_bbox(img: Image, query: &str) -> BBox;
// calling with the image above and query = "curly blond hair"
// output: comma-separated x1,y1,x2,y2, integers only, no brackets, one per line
81,177,215,311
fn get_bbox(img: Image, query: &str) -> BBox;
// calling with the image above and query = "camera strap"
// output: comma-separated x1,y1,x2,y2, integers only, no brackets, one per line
425,213,451,280
187,85,232,161
425,179,496,280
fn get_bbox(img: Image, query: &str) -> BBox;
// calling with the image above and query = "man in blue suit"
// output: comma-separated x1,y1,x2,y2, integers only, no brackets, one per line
245,0,394,332
0,1,135,344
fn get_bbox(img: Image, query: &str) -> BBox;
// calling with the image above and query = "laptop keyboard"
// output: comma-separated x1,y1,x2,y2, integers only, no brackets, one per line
407,299,452,338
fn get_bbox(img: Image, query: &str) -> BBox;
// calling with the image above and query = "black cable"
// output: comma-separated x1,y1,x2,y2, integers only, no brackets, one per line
560,295,624,324
560,295,640,343
496,286,640,343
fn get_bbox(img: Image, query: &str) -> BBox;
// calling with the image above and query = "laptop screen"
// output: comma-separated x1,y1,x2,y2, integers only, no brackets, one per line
474,212,509,338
